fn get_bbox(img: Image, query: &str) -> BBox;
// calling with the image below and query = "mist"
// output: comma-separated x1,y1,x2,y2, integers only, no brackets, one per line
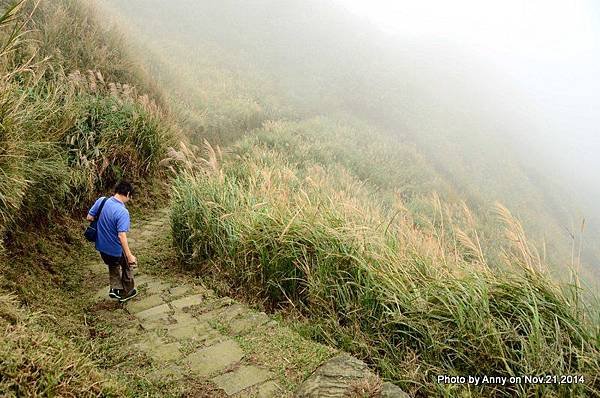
99,0,600,281
335,0,600,224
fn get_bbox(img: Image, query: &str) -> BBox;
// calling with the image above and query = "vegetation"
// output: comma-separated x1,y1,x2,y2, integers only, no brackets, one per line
0,0,174,252
1,0,598,397
0,1,176,395
0,294,126,397
170,130,600,397
101,0,600,285
92,2,600,396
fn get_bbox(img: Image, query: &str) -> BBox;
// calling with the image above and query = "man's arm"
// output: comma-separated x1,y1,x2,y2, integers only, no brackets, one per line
86,197,103,221
118,232,137,265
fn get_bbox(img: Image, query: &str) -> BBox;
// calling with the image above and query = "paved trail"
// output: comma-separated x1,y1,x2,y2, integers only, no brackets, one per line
90,208,408,398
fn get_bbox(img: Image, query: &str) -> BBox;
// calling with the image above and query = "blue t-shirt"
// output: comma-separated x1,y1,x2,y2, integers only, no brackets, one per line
88,196,130,257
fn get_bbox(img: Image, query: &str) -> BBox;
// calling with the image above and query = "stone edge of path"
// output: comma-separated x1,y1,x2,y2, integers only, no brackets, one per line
295,354,410,398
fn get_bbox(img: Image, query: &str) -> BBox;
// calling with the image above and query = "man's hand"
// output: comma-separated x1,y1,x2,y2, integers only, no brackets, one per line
118,232,136,268
127,254,137,266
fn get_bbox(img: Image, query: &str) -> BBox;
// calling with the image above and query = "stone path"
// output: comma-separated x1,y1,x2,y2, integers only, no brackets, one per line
90,208,409,397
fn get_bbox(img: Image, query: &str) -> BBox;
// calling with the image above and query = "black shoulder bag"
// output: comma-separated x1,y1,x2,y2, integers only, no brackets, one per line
84,197,109,242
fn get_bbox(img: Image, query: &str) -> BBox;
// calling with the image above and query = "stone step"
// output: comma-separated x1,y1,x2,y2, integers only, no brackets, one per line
229,311,270,335
194,302,247,324
126,294,165,313
186,339,244,377
146,341,184,362
256,381,283,398
133,274,154,285
211,365,273,395
167,321,213,340
135,303,172,321
169,294,205,310
167,285,194,300
139,280,172,295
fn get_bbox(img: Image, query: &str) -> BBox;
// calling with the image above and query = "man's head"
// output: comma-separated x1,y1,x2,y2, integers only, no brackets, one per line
114,181,134,203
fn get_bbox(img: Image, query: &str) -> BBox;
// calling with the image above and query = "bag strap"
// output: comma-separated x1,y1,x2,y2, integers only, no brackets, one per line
95,197,109,220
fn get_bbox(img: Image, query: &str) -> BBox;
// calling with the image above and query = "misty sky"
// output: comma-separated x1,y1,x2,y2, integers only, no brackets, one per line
335,0,600,205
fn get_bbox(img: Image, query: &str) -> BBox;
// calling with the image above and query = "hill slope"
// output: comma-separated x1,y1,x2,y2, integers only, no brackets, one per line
0,0,174,395
1,1,599,397
98,0,599,285
95,1,600,396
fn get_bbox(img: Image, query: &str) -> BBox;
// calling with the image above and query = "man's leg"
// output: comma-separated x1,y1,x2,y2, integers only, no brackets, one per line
119,255,135,296
100,252,123,291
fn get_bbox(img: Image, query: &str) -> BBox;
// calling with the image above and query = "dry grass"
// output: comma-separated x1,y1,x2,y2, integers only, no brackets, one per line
0,0,176,248
0,294,124,397
347,376,382,398
171,134,600,397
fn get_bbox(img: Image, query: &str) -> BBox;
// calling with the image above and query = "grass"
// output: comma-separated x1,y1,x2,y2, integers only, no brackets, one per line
2,0,599,397
0,0,176,250
0,294,126,397
0,217,144,397
99,0,600,285
171,138,600,397
235,322,336,394
0,0,179,395
0,203,221,397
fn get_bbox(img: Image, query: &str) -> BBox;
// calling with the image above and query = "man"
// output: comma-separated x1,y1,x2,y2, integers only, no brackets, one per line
87,181,138,302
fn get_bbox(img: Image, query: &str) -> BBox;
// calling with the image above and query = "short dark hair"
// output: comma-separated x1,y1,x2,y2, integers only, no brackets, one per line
114,181,134,196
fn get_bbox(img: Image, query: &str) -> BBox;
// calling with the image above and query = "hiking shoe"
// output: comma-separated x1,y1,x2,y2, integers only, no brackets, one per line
108,288,123,300
119,289,138,303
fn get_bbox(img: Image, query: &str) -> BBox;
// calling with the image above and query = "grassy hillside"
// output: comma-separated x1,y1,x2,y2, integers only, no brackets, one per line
0,0,176,395
169,126,600,397
94,1,600,396
0,0,174,250
0,293,126,396
99,0,600,286
1,0,598,396
89,0,600,395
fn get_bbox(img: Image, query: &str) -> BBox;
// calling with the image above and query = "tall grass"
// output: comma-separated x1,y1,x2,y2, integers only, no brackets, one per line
100,0,600,285
0,0,175,249
0,0,177,394
171,137,600,397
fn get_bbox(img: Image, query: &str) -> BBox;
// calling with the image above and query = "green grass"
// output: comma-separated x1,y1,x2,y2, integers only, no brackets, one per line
0,0,176,250
2,1,599,397
0,1,179,395
0,217,142,397
0,204,218,397
171,139,600,397
235,322,336,394
0,294,126,397
98,0,600,286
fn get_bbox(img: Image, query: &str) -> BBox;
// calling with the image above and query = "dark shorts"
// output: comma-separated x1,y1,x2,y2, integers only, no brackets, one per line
100,252,126,266
100,252,134,294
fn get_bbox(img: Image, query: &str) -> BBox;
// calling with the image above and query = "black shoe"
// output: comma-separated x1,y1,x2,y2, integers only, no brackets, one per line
108,288,123,300
119,288,138,303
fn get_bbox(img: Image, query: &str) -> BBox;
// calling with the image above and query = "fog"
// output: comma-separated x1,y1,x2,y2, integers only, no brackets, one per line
99,0,600,280
337,0,600,217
